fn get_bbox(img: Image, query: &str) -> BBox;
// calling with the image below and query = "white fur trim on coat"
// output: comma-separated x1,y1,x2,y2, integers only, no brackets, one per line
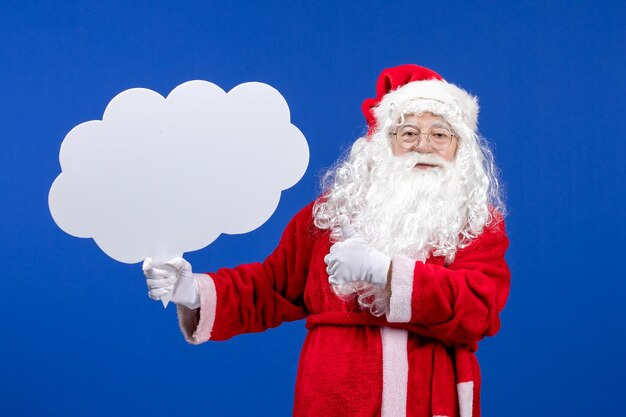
380,327,409,417
457,381,474,417
387,255,416,323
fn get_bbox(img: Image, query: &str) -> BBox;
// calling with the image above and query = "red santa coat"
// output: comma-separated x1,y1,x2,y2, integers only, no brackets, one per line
177,200,510,417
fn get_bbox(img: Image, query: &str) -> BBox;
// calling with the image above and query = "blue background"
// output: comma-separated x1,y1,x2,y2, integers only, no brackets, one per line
1,0,625,415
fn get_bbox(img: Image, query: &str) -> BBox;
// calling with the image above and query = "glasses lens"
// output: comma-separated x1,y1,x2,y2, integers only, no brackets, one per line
397,126,420,149
428,129,452,150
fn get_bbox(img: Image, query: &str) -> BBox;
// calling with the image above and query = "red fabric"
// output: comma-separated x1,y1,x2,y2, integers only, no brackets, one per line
189,201,510,417
407,215,510,348
362,64,443,136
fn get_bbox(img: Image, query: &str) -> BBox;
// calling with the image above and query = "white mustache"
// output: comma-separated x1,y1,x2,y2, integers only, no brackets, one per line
396,153,449,169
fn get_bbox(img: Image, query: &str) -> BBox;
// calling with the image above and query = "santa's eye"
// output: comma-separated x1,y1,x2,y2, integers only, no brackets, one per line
430,129,452,141
398,128,420,139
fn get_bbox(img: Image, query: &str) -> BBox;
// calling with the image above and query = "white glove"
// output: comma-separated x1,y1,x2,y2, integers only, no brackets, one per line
324,219,391,288
143,257,201,309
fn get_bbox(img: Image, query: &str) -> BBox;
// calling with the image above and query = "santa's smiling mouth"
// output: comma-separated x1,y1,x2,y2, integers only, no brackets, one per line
415,163,439,170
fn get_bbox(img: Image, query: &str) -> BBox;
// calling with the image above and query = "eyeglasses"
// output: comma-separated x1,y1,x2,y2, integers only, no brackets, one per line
392,124,457,151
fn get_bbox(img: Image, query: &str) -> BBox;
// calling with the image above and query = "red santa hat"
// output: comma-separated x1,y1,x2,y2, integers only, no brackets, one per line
362,64,479,138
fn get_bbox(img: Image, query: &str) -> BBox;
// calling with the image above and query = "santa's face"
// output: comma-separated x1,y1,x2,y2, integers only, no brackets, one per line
390,112,458,165
314,107,492,262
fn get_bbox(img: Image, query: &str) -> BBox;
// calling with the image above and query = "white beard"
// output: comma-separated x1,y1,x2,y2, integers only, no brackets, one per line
352,151,466,261
321,151,470,317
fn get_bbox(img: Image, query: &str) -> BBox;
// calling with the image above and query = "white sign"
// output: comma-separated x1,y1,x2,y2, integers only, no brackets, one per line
49,80,309,304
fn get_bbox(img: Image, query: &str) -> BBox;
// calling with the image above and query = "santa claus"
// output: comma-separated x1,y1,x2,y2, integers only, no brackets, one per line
143,64,510,417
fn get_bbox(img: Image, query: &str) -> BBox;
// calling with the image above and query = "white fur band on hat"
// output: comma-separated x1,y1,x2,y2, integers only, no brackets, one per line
373,79,479,133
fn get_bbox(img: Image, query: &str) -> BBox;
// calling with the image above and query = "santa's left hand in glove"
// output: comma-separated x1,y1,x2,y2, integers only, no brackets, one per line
324,218,391,288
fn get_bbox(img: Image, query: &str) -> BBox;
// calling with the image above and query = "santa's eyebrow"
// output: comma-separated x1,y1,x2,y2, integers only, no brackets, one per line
430,122,452,129
397,121,452,130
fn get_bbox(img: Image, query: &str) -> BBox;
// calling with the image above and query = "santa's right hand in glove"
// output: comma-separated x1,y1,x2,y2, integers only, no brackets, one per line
143,257,201,309
324,218,391,288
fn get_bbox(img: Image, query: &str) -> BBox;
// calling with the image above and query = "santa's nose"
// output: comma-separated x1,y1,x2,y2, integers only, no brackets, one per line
414,134,433,153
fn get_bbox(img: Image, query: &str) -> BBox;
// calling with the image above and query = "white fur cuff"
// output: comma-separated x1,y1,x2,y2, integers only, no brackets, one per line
177,273,217,344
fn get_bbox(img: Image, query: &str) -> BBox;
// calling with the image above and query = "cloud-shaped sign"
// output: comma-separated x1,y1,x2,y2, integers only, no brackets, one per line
49,80,309,268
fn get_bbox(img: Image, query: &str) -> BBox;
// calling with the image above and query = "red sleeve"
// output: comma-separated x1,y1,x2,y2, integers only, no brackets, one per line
177,202,316,344
386,217,510,346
